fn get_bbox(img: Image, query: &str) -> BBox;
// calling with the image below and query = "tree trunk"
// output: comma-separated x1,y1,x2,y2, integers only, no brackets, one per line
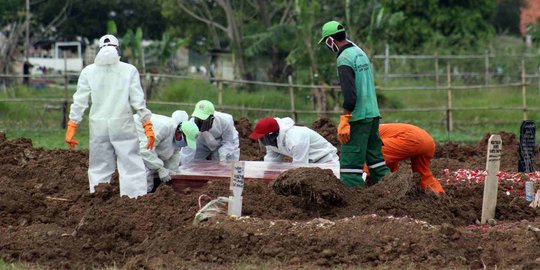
305,37,328,117
0,22,24,75
259,0,286,82
218,0,250,81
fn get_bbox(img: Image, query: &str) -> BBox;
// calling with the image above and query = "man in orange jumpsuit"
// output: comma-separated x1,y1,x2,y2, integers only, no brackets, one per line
366,123,446,195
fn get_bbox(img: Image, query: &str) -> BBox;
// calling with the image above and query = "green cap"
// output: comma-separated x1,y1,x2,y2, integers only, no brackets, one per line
181,120,199,149
318,21,345,44
192,100,215,120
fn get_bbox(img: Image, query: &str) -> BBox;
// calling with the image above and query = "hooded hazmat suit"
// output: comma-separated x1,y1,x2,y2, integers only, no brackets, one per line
68,41,151,198
263,117,339,164
134,111,193,192
180,111,239,163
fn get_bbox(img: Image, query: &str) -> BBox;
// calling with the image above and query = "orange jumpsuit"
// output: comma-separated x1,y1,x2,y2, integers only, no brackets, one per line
366,123,445,194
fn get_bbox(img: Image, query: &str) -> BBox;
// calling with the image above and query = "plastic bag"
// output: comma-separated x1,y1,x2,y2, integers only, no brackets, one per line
193,196,230,225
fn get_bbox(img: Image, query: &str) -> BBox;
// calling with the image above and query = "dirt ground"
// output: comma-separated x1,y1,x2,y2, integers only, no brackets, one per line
1,118,540,269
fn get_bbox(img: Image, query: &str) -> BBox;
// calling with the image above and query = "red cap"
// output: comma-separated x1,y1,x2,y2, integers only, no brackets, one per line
249,117,279,140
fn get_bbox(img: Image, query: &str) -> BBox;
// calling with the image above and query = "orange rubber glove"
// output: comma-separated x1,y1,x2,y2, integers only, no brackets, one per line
337,114,352,144
143,121,155,149
65,120,79,150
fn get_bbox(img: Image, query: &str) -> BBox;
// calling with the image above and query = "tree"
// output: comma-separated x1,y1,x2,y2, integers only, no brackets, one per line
0,0,25,74
380,0,497,53
32,0,167,41
168,0,251,80
492,0,527,35
528,19,540,46
248,0,295,82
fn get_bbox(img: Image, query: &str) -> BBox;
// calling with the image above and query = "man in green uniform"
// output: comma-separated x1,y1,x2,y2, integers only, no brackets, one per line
319,21,390,187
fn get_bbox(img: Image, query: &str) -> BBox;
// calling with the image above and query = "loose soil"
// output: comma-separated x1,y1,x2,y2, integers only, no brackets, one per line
1,122,540,269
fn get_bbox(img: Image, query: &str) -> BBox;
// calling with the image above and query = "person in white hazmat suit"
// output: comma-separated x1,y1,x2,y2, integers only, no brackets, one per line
65,34,156,198
134,111,199,192
249,117,339,164
180,100,240,163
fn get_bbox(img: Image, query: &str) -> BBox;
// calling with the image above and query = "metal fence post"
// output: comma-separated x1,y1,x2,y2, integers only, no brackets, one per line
446,62,453,133
521,60,528,121
288,75,297,121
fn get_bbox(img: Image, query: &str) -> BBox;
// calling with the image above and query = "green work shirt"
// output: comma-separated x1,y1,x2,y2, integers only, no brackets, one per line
336,44,381,122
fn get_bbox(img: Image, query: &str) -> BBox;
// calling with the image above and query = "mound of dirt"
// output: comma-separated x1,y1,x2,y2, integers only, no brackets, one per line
235,117,265,161
435,131,539,172
272,167,346,208
311,118,339,147
1,127,540,269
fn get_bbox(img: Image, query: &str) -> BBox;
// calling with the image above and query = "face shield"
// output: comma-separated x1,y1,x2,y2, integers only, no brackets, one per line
173,123,188,148
194,115,215,132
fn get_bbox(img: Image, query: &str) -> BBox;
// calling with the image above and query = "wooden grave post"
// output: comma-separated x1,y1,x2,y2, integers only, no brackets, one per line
228,161,245,217
481,134,502,224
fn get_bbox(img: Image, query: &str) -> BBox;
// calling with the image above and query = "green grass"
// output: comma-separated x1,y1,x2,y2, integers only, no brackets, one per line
0,259,32,270
1,78,538,149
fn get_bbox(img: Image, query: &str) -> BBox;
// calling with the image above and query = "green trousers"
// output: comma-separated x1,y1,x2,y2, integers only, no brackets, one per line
340,117,390,187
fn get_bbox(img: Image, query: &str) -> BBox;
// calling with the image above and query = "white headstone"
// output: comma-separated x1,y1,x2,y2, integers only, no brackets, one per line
481,134,502,224
228,161,245,217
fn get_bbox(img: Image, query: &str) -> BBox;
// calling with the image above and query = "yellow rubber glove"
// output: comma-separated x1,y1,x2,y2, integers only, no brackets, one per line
143,121,155,149
337,114,352,144
65,120,80,150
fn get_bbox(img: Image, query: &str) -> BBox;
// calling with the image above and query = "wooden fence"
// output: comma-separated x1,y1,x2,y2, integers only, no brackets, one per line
1,53,539,133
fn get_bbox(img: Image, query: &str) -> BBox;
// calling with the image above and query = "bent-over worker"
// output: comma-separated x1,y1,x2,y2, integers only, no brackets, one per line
366,123,445,195
134,111,199,192
180,100,240,163
249,117,339,164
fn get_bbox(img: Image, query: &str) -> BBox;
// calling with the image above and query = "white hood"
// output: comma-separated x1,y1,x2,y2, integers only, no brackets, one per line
94,46,120,65
264,117,338,164
275,117,295,132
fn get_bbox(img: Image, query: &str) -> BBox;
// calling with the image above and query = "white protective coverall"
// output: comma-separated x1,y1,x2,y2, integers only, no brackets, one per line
69,46,151,198
264,117,339,164
134,111,188,192
180,111,239,163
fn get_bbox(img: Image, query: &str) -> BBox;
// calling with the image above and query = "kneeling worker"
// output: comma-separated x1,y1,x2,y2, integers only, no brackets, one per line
249,117,339,164
134,111,199,192
367,123,445,195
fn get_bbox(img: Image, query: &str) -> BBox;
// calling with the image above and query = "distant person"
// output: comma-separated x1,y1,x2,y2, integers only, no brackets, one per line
23,60,33,86
249,117,338,164
134,111,199,192
319,20,390,187
65,34,155,198
365,123,445,195
180,100,240,163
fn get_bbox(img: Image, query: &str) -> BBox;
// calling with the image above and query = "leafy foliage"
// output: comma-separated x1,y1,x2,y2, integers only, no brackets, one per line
0,0,23,25
32,0,167,40
379,0,497,53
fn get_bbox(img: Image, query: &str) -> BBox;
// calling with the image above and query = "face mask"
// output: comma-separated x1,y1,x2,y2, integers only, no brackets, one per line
260,132,279,147
173,124,188,148
194,116,214,132
325,36,339,53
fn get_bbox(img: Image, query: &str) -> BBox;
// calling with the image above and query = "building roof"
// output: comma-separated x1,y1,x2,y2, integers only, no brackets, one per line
520,0,540,35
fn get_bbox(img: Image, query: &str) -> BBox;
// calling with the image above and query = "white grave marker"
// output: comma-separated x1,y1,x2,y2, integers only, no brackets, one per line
228,161,245,217
481,134,502,224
